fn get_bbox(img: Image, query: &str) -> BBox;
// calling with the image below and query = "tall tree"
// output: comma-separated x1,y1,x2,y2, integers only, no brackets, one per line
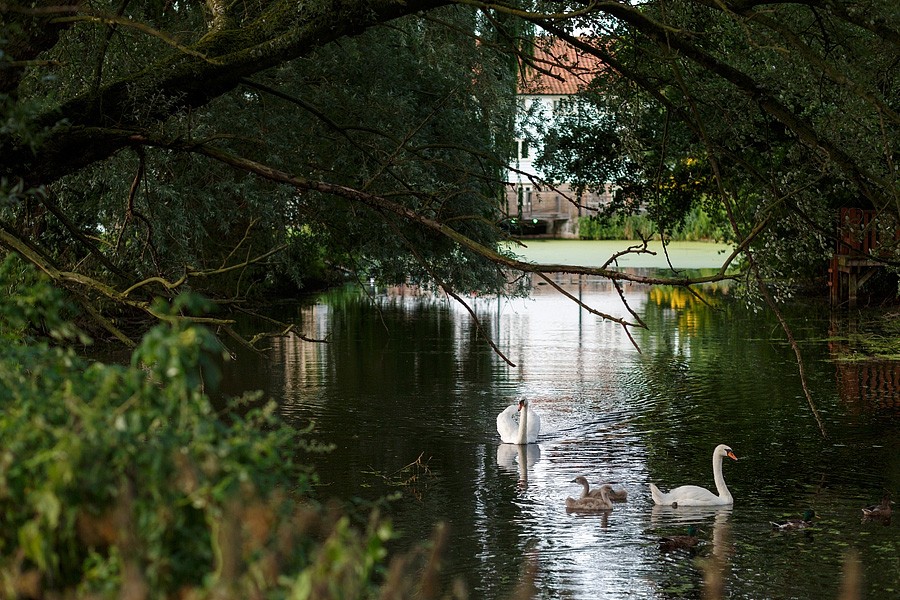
533,0,898,282
1,1,897,361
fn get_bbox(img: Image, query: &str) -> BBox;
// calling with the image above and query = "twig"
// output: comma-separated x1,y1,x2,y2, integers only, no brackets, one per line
536,272,644,352
664,38,827,437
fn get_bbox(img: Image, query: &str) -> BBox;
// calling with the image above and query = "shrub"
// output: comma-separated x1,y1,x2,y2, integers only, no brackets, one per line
578,206,724,241
0,259,439,599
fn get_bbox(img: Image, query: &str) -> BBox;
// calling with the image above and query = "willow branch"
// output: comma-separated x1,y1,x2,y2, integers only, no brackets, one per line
48,12,218,64
114,148,145,254
39,194,130,281
738,8,899,126
534,11,893,210
383,211,516,366
665,38,827,438
536,272,644,352
236,307,329,344
74,294,137,347
0,226,237,327
124,134,739,287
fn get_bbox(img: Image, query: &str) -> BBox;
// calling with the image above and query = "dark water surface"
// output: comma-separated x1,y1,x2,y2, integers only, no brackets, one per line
222,265,899,599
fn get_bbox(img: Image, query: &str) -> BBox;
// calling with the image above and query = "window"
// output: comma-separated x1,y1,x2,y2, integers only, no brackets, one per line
518,185,533,212
516,139,530,160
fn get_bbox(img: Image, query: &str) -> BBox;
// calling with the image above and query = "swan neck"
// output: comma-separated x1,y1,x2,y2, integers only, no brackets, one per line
712,452,731,500
579,479,590,498
517,404,528,444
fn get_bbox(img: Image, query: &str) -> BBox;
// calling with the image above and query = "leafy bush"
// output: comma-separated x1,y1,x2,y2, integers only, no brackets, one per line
0,259,443,599
578,206,724,241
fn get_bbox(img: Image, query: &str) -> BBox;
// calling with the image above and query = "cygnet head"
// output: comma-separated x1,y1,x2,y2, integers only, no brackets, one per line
572,476,588,485
716,444,738,461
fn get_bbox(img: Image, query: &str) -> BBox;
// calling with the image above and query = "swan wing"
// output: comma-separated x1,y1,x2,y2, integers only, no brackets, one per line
566,497,611,512
656,484,730,506
496,404,519,443
525,409,541,443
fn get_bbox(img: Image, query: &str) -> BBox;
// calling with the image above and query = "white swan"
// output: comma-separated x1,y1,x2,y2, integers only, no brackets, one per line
496,399,541,444
650,444,738,507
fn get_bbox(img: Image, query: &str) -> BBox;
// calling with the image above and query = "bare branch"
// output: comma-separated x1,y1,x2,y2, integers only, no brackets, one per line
536,272,644,352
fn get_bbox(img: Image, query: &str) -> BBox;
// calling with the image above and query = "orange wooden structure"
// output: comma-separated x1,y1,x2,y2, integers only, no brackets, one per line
828,208,900,307
835,359,900,414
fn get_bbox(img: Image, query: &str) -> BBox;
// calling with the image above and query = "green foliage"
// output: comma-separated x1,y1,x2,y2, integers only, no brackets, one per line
578,213,654,241
0,316,307,594
578,206,725,241
0,262,464,599
0,254,87,343
7,5,517,301
537,1,897,296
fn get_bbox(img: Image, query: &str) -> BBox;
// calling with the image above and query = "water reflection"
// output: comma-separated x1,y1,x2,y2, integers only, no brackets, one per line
828,313,900,414
650,505,734,561
221,274,900,600
496,444,541,489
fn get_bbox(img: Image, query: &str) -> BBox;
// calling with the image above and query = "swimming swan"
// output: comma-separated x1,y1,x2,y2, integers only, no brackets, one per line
650,444,738,507
496,399,541,444
572,475,628,502
566,482,614,512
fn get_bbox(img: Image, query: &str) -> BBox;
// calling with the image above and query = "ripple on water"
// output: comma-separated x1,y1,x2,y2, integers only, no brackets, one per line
233,284,900,600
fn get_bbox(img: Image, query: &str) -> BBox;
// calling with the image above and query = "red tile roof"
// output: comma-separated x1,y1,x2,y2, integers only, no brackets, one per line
518,37,605,95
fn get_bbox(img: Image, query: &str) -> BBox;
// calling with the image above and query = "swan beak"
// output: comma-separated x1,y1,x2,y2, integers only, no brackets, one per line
727,450,738,461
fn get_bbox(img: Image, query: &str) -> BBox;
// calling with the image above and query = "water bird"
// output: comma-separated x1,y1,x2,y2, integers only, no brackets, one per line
566,482,614,512
572,475,628,502
770,509,816,531
649,444,738,506
658,525,701,551
861,493,893,520
496,398,541,444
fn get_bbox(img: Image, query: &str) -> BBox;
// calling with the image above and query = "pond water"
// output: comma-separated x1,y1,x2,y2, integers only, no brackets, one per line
222,241,899,599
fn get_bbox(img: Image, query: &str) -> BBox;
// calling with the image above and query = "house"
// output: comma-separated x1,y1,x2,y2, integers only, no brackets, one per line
506,38,613,238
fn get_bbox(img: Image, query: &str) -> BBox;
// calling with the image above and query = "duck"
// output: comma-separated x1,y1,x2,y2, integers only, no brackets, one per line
861,493,893,520
572,475,628,502
770,509,816,531
496,398,541,444
658,525,701,552
566,483,614,512
649,444,738,507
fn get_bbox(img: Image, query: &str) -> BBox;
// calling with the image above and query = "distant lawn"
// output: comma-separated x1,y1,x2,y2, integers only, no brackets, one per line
506,239,734,270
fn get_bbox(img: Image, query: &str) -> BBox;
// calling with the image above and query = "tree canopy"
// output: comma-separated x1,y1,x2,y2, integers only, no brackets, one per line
1,0,898,352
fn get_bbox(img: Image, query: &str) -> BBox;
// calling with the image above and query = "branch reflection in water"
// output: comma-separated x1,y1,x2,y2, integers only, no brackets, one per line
222,253,899,599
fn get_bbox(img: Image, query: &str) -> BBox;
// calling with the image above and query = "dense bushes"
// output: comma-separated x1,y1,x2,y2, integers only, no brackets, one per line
0,257,442,599
578,207,724,241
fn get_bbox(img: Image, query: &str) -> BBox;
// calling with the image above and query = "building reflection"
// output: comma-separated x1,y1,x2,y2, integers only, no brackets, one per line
835,359,900,414
828,315,900,414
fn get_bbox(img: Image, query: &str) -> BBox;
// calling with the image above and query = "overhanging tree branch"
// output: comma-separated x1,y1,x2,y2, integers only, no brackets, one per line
529,4,894,210
129,133,742,287
2,0,453,187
